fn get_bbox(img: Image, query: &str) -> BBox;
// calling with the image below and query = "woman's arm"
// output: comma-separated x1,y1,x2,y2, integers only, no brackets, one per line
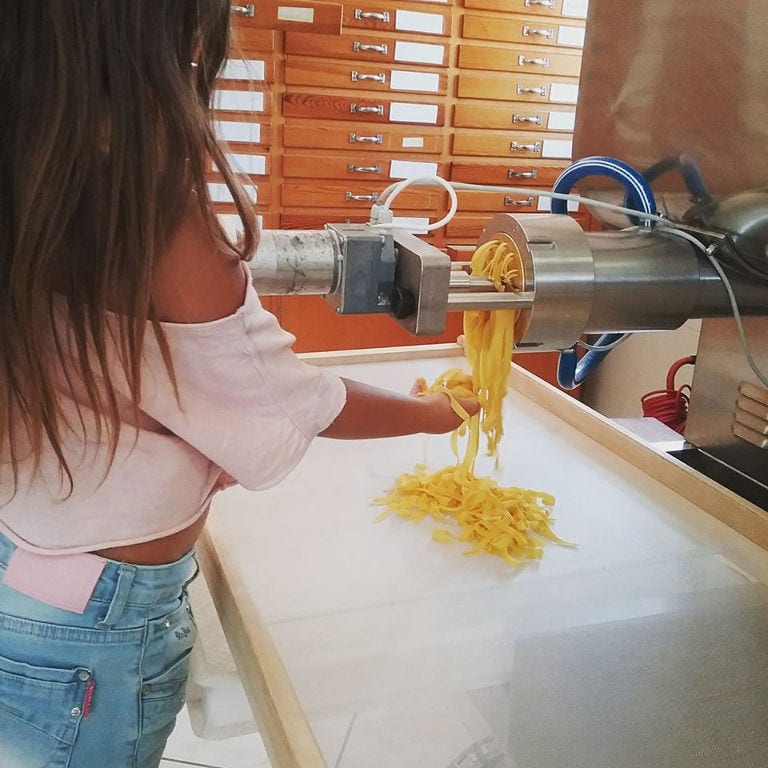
320,378,479,439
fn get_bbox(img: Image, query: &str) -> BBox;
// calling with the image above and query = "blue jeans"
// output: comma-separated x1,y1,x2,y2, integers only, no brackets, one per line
0,532,198,767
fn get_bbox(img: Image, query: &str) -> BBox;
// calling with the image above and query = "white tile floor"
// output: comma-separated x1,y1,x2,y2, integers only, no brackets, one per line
160,706,272,768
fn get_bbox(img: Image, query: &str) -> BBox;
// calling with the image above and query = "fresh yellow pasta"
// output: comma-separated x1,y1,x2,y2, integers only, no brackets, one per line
375,239,572,565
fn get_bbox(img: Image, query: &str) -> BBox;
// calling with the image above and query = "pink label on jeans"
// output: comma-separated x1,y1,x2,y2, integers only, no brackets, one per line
2,548,106,614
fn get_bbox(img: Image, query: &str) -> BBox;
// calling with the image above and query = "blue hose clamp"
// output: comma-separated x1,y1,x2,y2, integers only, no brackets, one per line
550,156,657,227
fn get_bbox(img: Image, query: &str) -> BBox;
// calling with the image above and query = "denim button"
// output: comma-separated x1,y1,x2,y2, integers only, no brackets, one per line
70,706,82,717
77,669,91,682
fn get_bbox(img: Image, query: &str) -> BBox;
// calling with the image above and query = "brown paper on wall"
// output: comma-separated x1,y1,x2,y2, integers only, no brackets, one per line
573,0,768,196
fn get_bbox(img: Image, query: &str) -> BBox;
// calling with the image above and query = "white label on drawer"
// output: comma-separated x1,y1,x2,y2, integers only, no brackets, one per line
214,120,262,143
217,214,243,240
394,41,445,66
562,0,589,18
547,111,576,131
395,10,444,35
402,136,425,148
538,194,580,212
221,59,266,81
549,83,579,103
214,90,265,112
542,139,573,159
389,160,439,179
392,216,430,234
226,152,267,175
277,6,314,22
390,70,440,93
557,26,586,47
208,182,258,203
389,102,439,124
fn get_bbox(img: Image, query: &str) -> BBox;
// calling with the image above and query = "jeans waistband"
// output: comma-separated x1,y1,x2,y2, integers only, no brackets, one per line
0,530,198,608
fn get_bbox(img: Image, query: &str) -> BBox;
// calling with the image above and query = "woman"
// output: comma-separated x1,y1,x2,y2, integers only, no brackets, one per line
0,2,476,766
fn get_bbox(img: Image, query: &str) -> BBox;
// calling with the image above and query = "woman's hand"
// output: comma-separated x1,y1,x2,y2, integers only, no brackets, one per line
409,378,480,434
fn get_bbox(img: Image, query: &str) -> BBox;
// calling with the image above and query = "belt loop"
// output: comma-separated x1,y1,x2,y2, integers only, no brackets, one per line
182,555,200,593
96,564,136,629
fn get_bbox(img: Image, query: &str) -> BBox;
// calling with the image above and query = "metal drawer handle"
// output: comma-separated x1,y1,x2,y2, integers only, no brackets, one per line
523,25,553,38
508,169,538,179
346,192,380,202
353,41,389,55
354,9,390,22
525,0,555,8
348,163,382,173
513,113,542,125
504,195,534,206
351,71,387,84
519,56,549,68
350,103,385,115
510,141,542,153
517,85,547,97
349,132,383,144
231,4,255,17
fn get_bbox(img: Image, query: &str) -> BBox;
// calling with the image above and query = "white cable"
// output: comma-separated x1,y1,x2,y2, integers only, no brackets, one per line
577,334,631,352
373,175,670,232
372,175,458,232
658,226,768,389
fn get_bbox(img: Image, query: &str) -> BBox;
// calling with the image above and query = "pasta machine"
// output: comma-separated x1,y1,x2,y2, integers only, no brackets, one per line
248,196,768,511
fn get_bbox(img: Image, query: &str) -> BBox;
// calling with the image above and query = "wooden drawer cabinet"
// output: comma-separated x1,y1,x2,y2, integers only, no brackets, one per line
285,32,448,67
458,71,579,104
450,160,566,186
232,0,343,34
463,13,585,48
231,28,277,52
283,92,444,127
281,181,443,210
284,123,445,153
214,119,271,147
453,102,575,132
453,129,573,160
456,190,539,212
343,3,452,37
463,0,588,20
285,57,448,95
284,152,447,180
458,44,581,78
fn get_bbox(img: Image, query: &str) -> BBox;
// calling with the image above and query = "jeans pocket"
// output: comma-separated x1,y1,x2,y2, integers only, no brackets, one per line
0,651,87,768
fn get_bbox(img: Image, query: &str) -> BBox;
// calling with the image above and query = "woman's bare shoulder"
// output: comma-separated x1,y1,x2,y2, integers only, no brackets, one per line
152,206,247,323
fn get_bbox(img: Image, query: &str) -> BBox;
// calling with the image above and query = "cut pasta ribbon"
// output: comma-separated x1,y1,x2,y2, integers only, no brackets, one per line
375,239,572,566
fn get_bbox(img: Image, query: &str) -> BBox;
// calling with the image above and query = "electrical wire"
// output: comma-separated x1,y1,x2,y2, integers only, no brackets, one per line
640,356,696,434
577,334,631,352
657,226,768,388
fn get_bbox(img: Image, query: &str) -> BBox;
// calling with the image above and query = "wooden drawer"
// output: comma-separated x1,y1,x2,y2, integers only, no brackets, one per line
285,32,448,67
463,0,589,20
213,87,271,115
457,71,579,104
284,123,444,153
280,210,371,229
463,13,585,49
232,0,343,35
207,178,271,206
453,130,573,160
343,3,451,37
446,211,589,240
455,190,539,212
458,44,582,78
453,102,575,132
230,28,277,52
284,151,447,180
283,92,444,126
450,160,567,186
218,55,276,84
282,181,443,210
214,119,271,147
285,57,448,95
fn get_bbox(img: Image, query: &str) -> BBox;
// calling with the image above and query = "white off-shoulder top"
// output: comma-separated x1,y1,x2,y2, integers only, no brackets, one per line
0,272,347,554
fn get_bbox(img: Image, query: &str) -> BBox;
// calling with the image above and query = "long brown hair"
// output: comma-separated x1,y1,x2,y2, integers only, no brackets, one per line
0,1,258,496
